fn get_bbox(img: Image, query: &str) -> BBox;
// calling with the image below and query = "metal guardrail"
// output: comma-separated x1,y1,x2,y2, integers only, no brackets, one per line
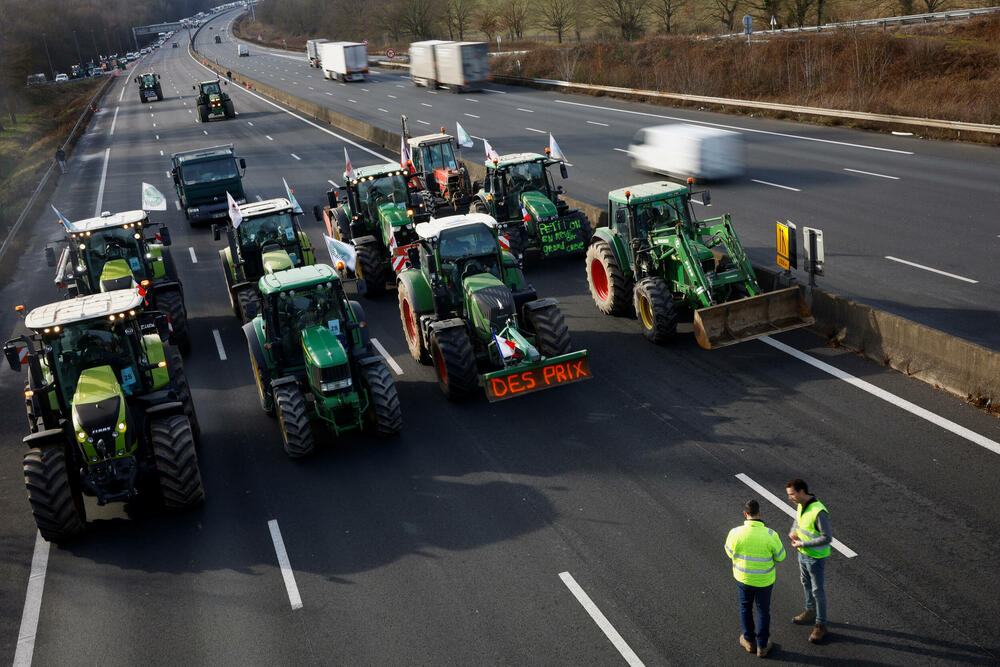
723,6,1000,37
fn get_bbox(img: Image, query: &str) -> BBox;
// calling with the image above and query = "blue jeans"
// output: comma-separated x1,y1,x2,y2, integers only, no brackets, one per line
737,581,773,648
798,552,827,625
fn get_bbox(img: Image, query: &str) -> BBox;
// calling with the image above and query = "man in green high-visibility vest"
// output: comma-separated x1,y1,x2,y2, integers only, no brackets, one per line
725,499,786,658
786,478,833,643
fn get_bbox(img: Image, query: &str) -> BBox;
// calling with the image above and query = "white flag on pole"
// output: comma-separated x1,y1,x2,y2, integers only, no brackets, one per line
282,178,303,214
226,191,243,229
324,234,357,273
344,146,355,181
548,133,567,163
456,122,473,148
484,138,499,162
141,182,167,211
52,204,75,231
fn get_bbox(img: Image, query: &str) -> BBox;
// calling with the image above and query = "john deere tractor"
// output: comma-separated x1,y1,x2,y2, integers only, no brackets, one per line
243,264,401,458
4,290,204,543
586,181,813,349
135,72,163,102
214,197,316,322
396,213,591,401
46,210,190,353
402,116,473,218
314,163,418,297
193,79,235,121
473,151,591,261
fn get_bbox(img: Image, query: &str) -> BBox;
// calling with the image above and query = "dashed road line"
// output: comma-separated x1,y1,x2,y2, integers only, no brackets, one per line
268,520,303,610
290,153,301,160
612,148,629,153
175,200,181,211
465,113,480,118
885,256,977,283
485,88,507,94
212,329,227,360
752,179,800,192
587,120,609,127
265,135,274,141
348,99,357,103
416,120,430,125
247,121,254,126
378,107,389,113
421,102,432,107
559,572,644,666
371,338,403,375
525,127,545,134
844,167,899,180
188,247,198,263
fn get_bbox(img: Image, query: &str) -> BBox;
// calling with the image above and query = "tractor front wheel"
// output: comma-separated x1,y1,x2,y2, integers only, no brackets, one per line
634,277,678,344
525,305,572,357
197,104,209,123
356,244,386,297
151,415,205,509
223,99,235,119
398,286,429,364
275,383,315,458
361,362,402,437
430,327,477,401
237,288,260,322
586,241,631,316
24,446,86,543
158,289,190,354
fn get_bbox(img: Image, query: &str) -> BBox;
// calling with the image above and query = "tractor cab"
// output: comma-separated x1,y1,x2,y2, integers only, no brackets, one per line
607,182,706,266
405,130,472,214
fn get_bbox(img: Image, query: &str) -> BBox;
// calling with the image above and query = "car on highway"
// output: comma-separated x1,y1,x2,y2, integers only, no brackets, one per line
54,73,69,83
627,124,745,181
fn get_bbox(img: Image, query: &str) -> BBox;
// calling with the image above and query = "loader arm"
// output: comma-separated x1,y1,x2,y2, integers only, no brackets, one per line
700,214,760,296
664,228,715,309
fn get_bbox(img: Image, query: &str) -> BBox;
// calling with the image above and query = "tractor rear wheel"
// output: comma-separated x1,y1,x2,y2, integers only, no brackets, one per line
525,305,572,356
237,288,260,322
151,415,205,509
430,327,478,401
158,289,190,354
356,244,386,297
634,277,678,344
361,362,402,437
586,241,631,316
398,285,429,363
24,446,86,543
167,346,202,444
197,104,209,123
275,383,315,458
223,99,235,119
332,207,352,241
155,85,163,100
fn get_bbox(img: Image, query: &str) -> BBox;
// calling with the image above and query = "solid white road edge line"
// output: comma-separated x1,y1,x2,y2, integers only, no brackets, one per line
268,520,303,610
752,179,800,192
884,256,977,284
761,336,999,455
94,148,111,218
735,474,857,558
212,329,227,361
12,532,50,667
371,338,403,375
118,85,125,103
188,247,197,263
843,167,899,180
559,572,644,667
109,107,120,136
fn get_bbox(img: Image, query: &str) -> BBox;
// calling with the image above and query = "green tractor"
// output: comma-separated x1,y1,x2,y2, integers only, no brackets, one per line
243,264,402,458
314,163,418,297
472,151,591,261
46,210,190,353
396,213,592,401
586,181,814,349
214,197,316,322
135,71,163,102
4,290,204,543
193,79,235,121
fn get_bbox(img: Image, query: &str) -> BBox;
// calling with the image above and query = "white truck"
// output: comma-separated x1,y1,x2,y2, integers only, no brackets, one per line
306,39,329,68
318,41,368,82
433,41,488,92
409,40,450,88
627,124,745,181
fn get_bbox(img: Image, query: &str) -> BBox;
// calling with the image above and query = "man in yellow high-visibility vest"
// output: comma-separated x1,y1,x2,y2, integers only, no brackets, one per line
786,478,833,643
725,499,786,658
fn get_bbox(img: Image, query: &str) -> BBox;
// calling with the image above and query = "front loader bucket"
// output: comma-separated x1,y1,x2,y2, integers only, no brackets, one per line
693,287,814,350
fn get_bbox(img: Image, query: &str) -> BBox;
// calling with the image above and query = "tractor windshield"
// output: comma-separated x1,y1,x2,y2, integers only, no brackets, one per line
179,157,239,185
418,142,458,172
80,228,147,285
141,74,156,86
503,161,548,197
357,174,409,219
201,81,221,95
47,319,141,406
632,196,693,239
275,287,346,361
238,212,296,248
437,223,499,284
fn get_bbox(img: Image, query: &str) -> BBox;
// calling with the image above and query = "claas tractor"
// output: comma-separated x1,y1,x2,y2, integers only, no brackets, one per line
402,116,473,218
586,181,814,349
395,213,591,401
243,264,401,458
314,163,418,297
193,79,235,121
4,290,204,543
215,197,316,322
135,72,163,102
46,210,190,353
473,151,591,261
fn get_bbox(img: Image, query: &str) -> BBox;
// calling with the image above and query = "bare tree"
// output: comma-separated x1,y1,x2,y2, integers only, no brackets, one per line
478,5,503,41
453,0,480,39
500,0,529,39
922,0,949,11
399,0,437,39
376,0,406,42
747,0,783,27
538,0,576,42
786,0,813,26
649,0,685,33
591,0,649,40
896,0,915,14
556,47,581,79
709,0,742,30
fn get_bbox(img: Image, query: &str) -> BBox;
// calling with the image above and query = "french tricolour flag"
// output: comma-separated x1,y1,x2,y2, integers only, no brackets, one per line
492,329,518,360
520,203,531,222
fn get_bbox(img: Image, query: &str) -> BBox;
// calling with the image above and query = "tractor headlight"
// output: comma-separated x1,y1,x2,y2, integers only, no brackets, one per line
118,422,126,432
320,378,352,393
188,207,200,214
77,431,87,441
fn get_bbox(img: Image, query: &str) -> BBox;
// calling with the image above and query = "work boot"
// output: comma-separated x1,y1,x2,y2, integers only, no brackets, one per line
792,609,816,625
809,624,827,643
739,635,754,653
757,642,772,658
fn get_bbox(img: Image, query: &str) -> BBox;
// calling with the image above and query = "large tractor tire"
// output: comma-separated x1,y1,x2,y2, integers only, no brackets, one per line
151,415,205,509
586,241,632,317
158,289,190,354
23,446,86,543
223,99,235,119
525,304,572,357
356,244,386,297
430,327,478,401
472,199,489,214
633,277,678,344
397,282,430,364
155,85,163,100
140,95,148,104
361,362,402,437
332,207,352,241
237,288,260,322
197,104,209,123
166,346,202,444
275,383,315,458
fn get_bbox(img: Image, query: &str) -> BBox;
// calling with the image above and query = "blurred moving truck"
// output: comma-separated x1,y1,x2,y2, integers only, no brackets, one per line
319,41,368,82
237,44,249,57
432,42,488,92
306,39,329,67
628,124,745,181
409,40,449,88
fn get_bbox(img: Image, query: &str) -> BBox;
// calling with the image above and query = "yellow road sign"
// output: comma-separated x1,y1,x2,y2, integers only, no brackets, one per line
776,222,790,270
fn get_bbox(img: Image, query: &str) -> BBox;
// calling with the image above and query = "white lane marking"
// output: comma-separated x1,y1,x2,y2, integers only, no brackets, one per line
188,247,198,263
387,94,397,99
416,120,430,125
94,148,111,217
325,92,333,96
885,256,977,283
203,130,208,135
378,107,389,113
485,88,507,94
465,113,480,119
395,84,404,88
152,123,157,128
427,91,438,95
188,109,192,113
559,572,644,666
268,520,303,610
752,179,800,192
762,336,999,455
155,135,159,140
735,474,857,558
290,153,301,160
255,194,264,201
421,102,432,107
466,98,479,103
843,167,899,180
371,338,403,375
348,99,357,103
175,200,181,211
525,127,545,134
212,329,227,360
13,532,50,667
516,107,534,113
361,88,369,92
555,99,915,155
265,135,274,141
587,120,609,127
109,107,120,136
159,150,164,156
308,86,314,90
471,134,484,141
247,121,254,126
612,148,629,153
328,179,340,187
118,86,126,102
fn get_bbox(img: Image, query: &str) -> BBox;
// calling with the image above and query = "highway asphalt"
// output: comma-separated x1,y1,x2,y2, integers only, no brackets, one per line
0,17,999,666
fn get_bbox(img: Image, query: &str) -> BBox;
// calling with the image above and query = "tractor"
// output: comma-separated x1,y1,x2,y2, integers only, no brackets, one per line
46,210,190,353
395,213,591,401
214,197,316,322
472,151,591,262
4,290,204,543
243,264,402,458
402,116,473,218
193,79,235,121
314,163,418,297
586,180,814,349
135,72,163,102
